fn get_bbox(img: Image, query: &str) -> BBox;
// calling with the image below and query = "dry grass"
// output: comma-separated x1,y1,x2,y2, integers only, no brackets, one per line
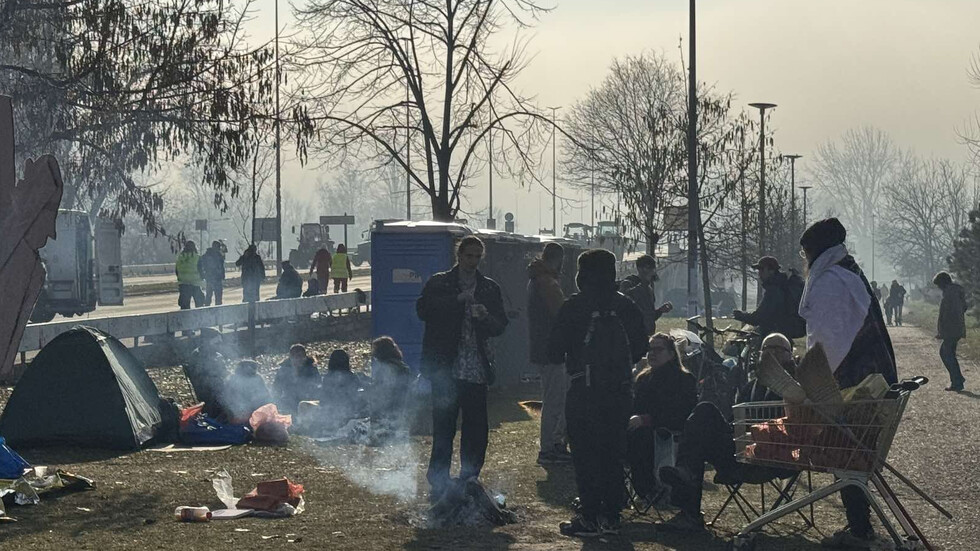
0,325,973,550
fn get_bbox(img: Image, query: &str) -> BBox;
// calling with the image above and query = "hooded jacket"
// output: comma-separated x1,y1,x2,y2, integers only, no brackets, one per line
938,282,968,340
199,248,226,281
416,266,508,383
526,258,565,364
547,289,648,376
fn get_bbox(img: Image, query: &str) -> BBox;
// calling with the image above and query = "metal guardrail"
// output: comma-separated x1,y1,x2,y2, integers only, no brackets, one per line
18,291,371,353
122,262,371,277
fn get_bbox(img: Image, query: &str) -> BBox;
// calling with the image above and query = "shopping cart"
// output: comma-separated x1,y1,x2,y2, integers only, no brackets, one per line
727,376,952,551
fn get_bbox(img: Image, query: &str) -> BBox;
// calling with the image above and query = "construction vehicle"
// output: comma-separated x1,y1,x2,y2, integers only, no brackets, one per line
31,210,124,323
595,220,626,260
288,222,334,270
351,219,402,267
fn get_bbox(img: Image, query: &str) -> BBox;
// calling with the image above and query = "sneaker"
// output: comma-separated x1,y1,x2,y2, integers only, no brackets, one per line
559,515,600,538
945,385,964,392
659,465,698,491
598,513,621,535
660,510,705,533
821,529,875,549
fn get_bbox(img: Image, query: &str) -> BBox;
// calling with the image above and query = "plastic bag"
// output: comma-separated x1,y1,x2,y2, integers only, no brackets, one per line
249,404,292,445
0,437,30,479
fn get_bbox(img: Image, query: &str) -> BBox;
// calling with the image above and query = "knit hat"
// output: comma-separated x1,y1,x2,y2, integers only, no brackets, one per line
575,249,618,293
800,218,847,261
328,349,351,372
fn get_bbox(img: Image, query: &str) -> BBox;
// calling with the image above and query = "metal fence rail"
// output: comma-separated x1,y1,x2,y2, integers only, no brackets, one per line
18,291,371,353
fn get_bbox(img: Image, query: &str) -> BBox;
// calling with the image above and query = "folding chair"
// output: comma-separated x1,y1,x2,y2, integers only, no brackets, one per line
625,428,680,517
708,467,815,530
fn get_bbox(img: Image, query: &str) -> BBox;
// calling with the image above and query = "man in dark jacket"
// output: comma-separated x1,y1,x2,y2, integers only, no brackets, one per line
887,280,907,326
236,244,265,303
619,254,672,335
275,261,303,299
199,241,226,306
416,235,508,501
935,271,967,391
527,242,571,465
548,249,647,537
733,256,789,337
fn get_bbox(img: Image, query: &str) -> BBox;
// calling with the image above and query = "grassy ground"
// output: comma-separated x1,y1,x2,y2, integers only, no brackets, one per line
1,323,973,550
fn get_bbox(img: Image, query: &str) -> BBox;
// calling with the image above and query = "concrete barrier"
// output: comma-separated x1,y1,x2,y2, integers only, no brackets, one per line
18,291,370,353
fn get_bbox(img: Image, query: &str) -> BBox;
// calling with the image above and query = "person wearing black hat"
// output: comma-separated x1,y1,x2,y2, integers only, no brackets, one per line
548,249,648,537
934,271,967,391
732,256,793,338
798,218,897,549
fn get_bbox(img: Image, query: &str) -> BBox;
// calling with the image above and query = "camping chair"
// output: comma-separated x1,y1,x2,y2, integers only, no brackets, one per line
625,428,680,517
707,467,815,530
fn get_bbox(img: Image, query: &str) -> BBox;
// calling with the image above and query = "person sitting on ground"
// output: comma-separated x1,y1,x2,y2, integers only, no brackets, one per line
303,277,321,297
222,360,272,424
658,333,799,532
320,349,364,426
184,328,230,418
619,254,673,336
273,344,321,414
275,260,303,299
626,333,698,506
368,336,413,423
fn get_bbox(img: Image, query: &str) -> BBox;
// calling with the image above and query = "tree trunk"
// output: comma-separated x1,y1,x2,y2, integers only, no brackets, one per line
698,220,714,343
431,194,453,222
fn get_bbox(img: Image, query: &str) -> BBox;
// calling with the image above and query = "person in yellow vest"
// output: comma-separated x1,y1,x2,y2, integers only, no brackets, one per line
331,243,353,293
175,240,205,309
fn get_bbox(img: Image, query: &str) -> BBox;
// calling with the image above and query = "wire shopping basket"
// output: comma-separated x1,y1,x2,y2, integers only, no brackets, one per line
726,377,952,551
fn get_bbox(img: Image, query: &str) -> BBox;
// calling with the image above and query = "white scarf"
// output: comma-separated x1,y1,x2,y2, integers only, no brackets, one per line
799,244,871,372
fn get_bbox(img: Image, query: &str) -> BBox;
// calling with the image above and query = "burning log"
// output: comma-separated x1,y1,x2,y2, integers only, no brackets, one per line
426,477,517,529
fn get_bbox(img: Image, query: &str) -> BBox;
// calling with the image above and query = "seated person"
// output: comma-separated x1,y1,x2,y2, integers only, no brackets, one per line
184,328,230,418
627,333,698,504
320,349,364,426
222,360,272,424
303,277,321,297
275,261,303,299
368,336,413,423
273,344,321,413
658,333,798,532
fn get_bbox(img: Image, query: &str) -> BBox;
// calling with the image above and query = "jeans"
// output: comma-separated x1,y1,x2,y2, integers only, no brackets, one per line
841,485,872,537
566,381,630,519
427,375,489,493
940,338,965,387
178,284,205,309
895,302,904,325
243,284,260,303
536,363,568,453
205,279,223,306
333,278,349,293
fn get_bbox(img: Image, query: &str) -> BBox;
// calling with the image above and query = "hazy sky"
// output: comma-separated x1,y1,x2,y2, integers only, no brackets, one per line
249,0,980,233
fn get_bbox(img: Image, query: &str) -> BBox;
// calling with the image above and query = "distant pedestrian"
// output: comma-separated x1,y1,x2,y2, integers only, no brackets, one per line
275,261,303,299
417,235,508,503
309,247,332,294
176,241,205,309
935,271,968,391
331,243,353,293
236,244,265,303
619,254,672,336
548,249,647,537
527,242,570,465
887,280,907,326
199,241,226,306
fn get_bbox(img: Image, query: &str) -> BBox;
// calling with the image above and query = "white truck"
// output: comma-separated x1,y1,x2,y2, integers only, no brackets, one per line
30,209,124,323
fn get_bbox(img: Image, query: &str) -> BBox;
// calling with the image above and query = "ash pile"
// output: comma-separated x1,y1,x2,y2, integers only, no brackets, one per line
426,478,517,529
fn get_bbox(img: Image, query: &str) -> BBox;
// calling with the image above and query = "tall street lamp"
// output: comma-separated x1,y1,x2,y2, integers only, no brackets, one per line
402,37,412,221
749,102,775,305
548,106,561,234
686,0,699,318
274,0,282,275
800,185,812,228
487,97,495,229
784,154,802,239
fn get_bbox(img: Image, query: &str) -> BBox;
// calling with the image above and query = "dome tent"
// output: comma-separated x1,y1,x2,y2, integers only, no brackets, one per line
0,326,166,449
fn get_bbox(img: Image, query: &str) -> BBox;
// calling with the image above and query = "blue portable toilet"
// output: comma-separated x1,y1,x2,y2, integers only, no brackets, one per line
371,221,472,371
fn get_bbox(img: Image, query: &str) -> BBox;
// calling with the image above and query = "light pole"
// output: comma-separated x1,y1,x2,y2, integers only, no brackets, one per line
749,102,775,305
800,185,812,228
686,0,700,318
274,0,282,275
871,212,876,281
402,37,412,221
784,154,802,239
548,106,560,234
487,98,495,229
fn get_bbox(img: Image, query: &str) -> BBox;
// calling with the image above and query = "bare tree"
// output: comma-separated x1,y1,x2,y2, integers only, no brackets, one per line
290,0,552,221
810,127,897,260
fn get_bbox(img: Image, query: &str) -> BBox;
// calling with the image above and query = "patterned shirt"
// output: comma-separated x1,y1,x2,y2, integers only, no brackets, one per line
453,276,487,384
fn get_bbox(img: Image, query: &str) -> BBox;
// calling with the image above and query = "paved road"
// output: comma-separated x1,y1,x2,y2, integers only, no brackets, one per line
53,273,372,321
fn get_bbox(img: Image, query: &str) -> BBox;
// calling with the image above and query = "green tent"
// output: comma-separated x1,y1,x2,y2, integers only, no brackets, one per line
0,326,165,449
